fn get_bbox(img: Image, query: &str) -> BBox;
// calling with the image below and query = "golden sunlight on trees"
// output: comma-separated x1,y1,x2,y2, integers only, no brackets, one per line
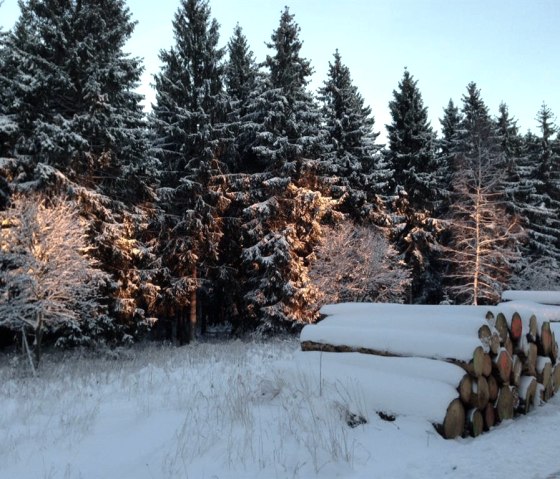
309,221,411,308
0,194,107,367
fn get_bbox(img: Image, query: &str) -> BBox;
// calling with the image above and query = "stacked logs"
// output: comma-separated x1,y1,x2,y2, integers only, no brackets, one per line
300,304,560,439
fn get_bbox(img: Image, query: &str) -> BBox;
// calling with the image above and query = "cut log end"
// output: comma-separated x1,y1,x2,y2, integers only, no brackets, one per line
440,398,466,439
467,408,484,437
496,385,514,422
510,312,523,342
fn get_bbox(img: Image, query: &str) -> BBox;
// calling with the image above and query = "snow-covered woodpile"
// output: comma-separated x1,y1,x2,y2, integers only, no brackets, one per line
300,302,560,439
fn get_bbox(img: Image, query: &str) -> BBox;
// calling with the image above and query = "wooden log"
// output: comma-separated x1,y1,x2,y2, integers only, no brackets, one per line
511,354,522,387
518,376,537,414
538,321,553,357
300,325,489,367
479,324,500,355
298,350,467,440
544,380,554,402
468,347,490,378
510,312,523,342
482,352,493,377
483,403,495,430
466,408,484,437
511,385,520,412
470,376,490,410
495,385,514,422
504,336,514,358
527,315,538,343
551,331,558,363
553,363,560,393
536,356,552,387
458,374,472,404
493,313,509,344
517,335,538,376
438,399,466,440
487,374,499,402
493,348,512,384
539,381,553,402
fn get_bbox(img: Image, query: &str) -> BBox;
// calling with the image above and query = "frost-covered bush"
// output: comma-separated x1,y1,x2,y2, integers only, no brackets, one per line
309,221,411,307
0,194,108,363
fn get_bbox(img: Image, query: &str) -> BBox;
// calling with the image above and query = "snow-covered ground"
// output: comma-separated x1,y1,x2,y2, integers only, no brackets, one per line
2,339,560,479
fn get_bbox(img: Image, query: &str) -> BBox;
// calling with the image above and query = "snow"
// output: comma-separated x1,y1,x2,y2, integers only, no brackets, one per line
502,290,560,305
301,323,486,361
496,300,560,324
2,339,560,479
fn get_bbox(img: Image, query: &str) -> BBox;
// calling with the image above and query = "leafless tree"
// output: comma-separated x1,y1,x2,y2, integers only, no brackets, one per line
309,220,411,308
444,152,524,305
0,194,107,367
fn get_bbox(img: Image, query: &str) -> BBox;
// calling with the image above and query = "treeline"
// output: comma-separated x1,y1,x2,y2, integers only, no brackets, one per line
0,0,559,353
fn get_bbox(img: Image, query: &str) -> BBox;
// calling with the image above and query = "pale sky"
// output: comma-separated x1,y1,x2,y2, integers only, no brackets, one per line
1,0,559,141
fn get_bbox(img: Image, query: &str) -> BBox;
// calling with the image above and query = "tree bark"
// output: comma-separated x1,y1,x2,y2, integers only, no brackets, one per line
188,266,198,343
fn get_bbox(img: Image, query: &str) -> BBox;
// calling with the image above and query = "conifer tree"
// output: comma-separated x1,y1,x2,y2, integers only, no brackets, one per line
386,69,443,303
223,23,260,172
231,8,331,332
151,0,228,343
317,50,386,222
0,0,159,345
512,104,560,289
241,6,323,171
0,0,153,201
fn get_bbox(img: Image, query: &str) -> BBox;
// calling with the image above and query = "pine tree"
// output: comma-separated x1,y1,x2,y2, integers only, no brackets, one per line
151,0,228,343
444,83,523,304
386,69,444,303
317,50,386,222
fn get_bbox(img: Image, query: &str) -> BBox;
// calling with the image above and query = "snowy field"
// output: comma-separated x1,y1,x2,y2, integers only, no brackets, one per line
2,339,560,479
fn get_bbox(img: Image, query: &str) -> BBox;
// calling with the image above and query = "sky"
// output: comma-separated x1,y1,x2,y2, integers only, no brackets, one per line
1,0,559,141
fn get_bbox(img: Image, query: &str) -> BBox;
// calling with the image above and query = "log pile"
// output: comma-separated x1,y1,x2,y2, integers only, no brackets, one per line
300,303,560,440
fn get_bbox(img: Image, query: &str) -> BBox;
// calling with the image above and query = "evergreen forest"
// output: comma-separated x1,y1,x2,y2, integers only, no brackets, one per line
1,0,559,357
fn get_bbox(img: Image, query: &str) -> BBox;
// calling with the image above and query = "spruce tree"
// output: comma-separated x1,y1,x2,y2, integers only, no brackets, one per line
223,23,260,172
0,0,160,345
508,105,560,289
232,8,331,333
317,50,386,222
0,0,153,201
241,6,323,171
151,0,227,343
386,69,443,303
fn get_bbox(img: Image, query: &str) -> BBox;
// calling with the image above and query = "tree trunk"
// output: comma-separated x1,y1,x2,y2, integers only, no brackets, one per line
34,310,44,368
188,266,198,343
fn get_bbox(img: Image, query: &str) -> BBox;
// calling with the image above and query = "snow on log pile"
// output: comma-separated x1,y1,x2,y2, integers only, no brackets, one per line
502,290,560,306
300,302,560,440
